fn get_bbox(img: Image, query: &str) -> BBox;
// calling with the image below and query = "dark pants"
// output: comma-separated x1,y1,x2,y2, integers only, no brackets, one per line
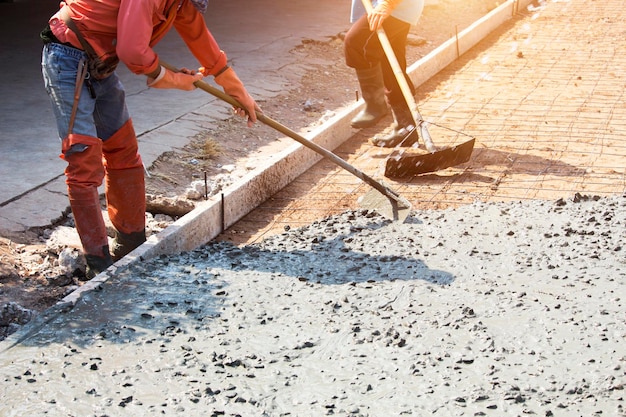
344,14,415,108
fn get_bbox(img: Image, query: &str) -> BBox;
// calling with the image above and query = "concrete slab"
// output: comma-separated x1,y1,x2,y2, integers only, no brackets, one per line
0,0,65,206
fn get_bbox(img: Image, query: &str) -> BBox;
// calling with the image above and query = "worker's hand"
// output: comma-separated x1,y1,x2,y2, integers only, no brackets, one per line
368,0,393,31
147,66,203,91
214,67,260,127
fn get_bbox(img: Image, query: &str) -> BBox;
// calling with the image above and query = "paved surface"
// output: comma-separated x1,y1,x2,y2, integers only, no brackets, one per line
0,0,351,233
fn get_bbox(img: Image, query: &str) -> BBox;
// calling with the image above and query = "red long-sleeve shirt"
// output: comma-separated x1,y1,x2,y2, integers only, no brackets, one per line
49,0,228,76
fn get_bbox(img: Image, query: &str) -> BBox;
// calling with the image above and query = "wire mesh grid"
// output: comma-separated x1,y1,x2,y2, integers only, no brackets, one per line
221,0,626,244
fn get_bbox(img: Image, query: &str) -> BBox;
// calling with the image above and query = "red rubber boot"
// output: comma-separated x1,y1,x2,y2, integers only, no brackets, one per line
62,133,112,279
102,119,146,260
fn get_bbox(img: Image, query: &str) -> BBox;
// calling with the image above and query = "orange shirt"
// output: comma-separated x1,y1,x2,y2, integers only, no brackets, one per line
49,0,227,76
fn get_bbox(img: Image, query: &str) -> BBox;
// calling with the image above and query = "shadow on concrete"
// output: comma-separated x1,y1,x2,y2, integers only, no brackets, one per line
5,213,452,348
204,215,453,288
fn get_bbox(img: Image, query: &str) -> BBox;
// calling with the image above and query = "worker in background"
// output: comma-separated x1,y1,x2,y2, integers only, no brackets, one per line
344,0,424,147
41,0,259,279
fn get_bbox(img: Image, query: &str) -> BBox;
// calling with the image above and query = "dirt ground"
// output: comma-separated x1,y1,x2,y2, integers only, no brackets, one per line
0,0,504,340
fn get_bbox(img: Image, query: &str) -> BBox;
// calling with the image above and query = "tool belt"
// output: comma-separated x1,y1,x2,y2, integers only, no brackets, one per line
56,6,119,80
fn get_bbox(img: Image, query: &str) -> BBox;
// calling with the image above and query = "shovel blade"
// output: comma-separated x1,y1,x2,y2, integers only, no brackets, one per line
358,187,412,223
384,138,475,178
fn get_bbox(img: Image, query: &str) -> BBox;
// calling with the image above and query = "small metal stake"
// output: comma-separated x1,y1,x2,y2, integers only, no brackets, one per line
220,192,225,233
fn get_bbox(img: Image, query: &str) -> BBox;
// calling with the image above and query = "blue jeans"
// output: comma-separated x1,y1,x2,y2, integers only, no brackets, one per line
41,42,130,142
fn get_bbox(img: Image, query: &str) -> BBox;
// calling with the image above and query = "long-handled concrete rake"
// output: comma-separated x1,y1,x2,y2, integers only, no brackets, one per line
361,0,475,177
161,62,412,222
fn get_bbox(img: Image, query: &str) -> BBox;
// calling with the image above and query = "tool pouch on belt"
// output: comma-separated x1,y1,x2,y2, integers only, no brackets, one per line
60,7,119,80
84,54,118,80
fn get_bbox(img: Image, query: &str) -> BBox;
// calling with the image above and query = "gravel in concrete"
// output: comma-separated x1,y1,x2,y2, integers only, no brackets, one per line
2,193,624,416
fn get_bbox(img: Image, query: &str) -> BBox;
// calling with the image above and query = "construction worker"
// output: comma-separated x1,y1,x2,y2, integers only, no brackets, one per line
345,0,424,147
41,0,259,279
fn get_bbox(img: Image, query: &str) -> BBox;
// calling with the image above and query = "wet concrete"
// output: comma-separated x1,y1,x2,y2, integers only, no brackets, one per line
2,194,624,416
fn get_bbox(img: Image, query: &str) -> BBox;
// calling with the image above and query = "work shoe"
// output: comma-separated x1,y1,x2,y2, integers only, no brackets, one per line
111,229,146,261
351,104,388,129
371,125,420,148
351,66,388,129
83,252,114,281
370,102,420,148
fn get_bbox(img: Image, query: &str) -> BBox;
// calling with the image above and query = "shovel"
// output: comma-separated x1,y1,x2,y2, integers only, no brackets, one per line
160,62,412,222
360,0,475,177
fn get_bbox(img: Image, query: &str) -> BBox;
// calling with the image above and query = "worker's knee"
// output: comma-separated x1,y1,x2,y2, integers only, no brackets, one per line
60,133,105,188
102,119,143,170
